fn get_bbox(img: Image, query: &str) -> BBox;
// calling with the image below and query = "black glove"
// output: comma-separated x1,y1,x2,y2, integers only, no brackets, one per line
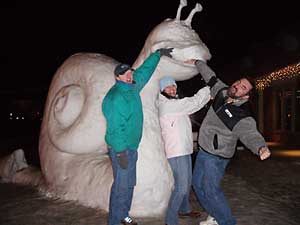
117,151,128,169
206,76,218,88
158,48,173,58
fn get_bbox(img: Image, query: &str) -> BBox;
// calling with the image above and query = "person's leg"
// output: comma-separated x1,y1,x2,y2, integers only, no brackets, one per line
108,177,118,225
124,150,138,214
178,154,202,218
165,155,191,225
108,148,122,225
108,149,137,225
178,155,192,214
192,150,213,214
193,150,236,225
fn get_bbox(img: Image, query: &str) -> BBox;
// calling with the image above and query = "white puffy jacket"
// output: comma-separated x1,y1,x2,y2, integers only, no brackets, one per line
157,86,211,159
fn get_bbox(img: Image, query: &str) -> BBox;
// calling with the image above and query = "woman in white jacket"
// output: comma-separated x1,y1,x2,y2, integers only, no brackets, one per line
157,76,211,225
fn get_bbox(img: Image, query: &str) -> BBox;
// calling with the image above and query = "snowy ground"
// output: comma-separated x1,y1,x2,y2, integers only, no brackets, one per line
0,141,300,225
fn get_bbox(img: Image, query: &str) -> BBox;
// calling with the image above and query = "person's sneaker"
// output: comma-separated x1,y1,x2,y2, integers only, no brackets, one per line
178,210,202,218
199,215,218,225
121,216,138,225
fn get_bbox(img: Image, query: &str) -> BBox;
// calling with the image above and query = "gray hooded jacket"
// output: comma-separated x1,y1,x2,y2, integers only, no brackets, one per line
195,60,267,158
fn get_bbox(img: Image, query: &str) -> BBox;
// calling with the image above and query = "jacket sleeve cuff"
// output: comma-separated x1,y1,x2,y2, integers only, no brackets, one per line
206,76,218,88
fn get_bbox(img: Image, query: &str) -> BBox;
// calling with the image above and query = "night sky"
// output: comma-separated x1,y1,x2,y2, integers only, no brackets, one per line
1,0,300,91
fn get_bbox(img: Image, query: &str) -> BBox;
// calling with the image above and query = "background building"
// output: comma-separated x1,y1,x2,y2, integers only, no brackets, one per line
255,62,300,145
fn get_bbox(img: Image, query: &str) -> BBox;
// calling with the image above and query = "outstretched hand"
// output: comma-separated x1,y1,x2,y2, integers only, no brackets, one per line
259,146,271,160
158,48,173,58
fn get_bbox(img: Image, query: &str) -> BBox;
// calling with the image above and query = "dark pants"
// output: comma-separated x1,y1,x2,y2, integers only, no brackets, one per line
192,150,236,225
165,154,192,225
108,149,138,225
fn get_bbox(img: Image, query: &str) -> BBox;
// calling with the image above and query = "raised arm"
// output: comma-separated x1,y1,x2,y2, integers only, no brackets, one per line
185,59,227,97
134,48,173,92
158,86,210,116
133,51,161,92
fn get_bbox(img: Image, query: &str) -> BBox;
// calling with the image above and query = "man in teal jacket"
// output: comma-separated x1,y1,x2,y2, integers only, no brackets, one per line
102,48,173,225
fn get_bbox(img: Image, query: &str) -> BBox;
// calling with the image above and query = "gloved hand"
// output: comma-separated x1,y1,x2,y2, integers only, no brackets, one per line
158,48,174,58
117,151,128,169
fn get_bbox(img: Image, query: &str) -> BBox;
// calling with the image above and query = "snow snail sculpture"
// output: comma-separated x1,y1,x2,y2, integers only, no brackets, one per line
1,0,211,217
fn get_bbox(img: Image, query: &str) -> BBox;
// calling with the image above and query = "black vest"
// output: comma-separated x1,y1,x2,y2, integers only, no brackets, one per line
212,87,252,131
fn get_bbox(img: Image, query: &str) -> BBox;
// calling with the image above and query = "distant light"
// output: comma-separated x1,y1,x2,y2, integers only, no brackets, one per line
9,113,12,116
273,150,300,157
16,117,19,120
266,142,281,147
267,142,300,158
255,62,300,91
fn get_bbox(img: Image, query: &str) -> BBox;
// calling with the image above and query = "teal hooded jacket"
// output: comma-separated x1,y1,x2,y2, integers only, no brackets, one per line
102,51,161,152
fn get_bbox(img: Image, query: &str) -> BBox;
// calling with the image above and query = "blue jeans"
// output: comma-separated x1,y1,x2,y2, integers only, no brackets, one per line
192,150,236,225
108,149,138,225
165,154,192,225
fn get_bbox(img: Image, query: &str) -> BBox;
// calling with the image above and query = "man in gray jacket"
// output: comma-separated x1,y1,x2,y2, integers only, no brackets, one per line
188,59,271,225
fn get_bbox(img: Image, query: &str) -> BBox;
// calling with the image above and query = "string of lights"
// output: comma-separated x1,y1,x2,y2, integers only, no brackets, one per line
255,62,300,91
